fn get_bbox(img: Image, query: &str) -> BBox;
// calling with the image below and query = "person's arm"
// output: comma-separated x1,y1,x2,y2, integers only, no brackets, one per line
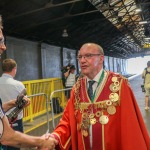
2,96,30,112
142,68,146,79
64,70,70,78
2,99,16,112
0,115,58,149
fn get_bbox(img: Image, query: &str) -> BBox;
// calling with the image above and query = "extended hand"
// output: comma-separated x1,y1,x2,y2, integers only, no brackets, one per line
37,135,58,150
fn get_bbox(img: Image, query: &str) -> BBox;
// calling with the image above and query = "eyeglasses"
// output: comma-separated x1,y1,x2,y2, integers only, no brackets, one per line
0,37,4,45
77,53,102,60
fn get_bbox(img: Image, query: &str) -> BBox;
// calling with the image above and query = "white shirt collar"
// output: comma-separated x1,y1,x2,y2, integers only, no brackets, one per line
2,73,13,78
87,69,103,83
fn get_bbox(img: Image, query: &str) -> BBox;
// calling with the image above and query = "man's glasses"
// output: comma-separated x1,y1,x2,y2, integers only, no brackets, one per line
0,37,4,45
77,53,102,60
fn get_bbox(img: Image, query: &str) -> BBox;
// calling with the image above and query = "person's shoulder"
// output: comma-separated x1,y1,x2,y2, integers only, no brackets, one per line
12,79,25,88
107,71,128,82
107,71,125,77
147,67,150,72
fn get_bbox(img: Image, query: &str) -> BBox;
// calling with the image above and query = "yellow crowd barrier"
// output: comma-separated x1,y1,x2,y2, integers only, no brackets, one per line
22,78,65,122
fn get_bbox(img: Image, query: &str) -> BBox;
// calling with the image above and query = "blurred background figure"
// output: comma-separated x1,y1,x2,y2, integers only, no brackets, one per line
61,64,76,100
142,61,150,110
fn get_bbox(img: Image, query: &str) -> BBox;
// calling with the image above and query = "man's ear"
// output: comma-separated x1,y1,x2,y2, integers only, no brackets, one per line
100,55,104,63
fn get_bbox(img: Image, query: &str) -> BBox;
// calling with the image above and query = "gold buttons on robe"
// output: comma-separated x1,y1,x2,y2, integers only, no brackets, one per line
82,112,88,119
107,105,116,115
99,115,109,124
95,111,102,117
82,130,88,137
112,76,118,82
109,93,119,102
89,113,95,119
90,118,96,125
79,75,121,135
106,100,112,106
109,83,119,92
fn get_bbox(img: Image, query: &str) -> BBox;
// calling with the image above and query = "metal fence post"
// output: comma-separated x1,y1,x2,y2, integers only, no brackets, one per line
49,88,72,129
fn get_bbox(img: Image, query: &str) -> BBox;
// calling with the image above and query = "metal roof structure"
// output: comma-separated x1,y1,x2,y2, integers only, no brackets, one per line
1,0,150,58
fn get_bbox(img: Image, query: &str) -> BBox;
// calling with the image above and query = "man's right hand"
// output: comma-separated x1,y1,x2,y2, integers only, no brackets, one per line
38,135,58,150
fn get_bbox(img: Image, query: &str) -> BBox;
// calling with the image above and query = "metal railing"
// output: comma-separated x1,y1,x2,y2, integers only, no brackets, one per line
49,88,72,129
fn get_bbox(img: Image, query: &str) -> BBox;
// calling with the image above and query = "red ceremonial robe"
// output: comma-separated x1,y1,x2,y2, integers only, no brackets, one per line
52,71,150,150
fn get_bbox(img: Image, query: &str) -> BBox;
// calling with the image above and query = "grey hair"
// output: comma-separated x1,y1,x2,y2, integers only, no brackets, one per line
82,43,104,55
96,44,104,55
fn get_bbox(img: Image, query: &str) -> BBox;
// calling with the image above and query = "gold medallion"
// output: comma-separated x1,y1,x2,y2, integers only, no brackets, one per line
107,105,116,115
112,77,118,82
82,130,88,137
82,119,90,129
90,118,96,125
109,83,119,92
114,81,119,86
82,113,88,119
109,93,119,102
99,115,109,125
95,111,102,117
106,100,112,106
89,113,95,118
112,86,119,92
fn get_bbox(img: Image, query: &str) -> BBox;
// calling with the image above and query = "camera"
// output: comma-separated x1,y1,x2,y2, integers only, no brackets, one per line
7,89,27,123
61,64,75,73
61,64,71,73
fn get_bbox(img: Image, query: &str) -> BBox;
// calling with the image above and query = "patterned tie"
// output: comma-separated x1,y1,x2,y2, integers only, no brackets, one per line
88,80,95,100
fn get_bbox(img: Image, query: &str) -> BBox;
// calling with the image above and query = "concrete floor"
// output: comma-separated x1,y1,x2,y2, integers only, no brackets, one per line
129,74,150,134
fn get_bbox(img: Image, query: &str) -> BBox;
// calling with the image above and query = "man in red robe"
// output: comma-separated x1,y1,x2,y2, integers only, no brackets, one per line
51,43,150,150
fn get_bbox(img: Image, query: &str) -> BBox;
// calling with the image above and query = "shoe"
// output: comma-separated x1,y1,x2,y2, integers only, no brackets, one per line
145,107,149,110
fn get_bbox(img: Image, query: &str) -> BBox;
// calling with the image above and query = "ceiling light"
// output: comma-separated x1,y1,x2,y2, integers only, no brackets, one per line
139,21,148,24
144,37,150,40
135,8,141,12
62,29,68,37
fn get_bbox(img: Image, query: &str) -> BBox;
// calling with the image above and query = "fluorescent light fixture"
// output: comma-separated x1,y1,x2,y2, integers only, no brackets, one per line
139,21,148,24
144,37,150,40
135,8,141,12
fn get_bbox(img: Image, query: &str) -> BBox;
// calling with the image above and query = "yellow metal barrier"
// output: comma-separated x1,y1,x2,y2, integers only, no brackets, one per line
22,78,65,122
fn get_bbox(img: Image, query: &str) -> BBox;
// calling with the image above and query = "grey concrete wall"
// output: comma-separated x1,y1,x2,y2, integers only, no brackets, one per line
5,36,41,81
41,44,61,78
0,36,127,81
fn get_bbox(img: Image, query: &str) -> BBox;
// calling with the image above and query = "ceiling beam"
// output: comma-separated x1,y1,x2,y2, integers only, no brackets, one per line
6,0,83,20
12,9,99,32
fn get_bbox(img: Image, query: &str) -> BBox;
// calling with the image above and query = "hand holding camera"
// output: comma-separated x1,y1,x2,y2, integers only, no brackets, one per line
7,89,29,124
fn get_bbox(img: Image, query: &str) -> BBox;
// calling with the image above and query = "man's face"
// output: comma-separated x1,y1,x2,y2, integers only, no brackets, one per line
0,29,6,56
78,44,104,79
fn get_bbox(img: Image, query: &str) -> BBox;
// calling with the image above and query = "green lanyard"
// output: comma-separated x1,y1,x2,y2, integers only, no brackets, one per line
0,144,3,150
91,70,105,102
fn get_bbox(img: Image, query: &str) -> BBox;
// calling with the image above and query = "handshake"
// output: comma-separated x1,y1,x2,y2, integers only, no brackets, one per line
38,133,58,150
